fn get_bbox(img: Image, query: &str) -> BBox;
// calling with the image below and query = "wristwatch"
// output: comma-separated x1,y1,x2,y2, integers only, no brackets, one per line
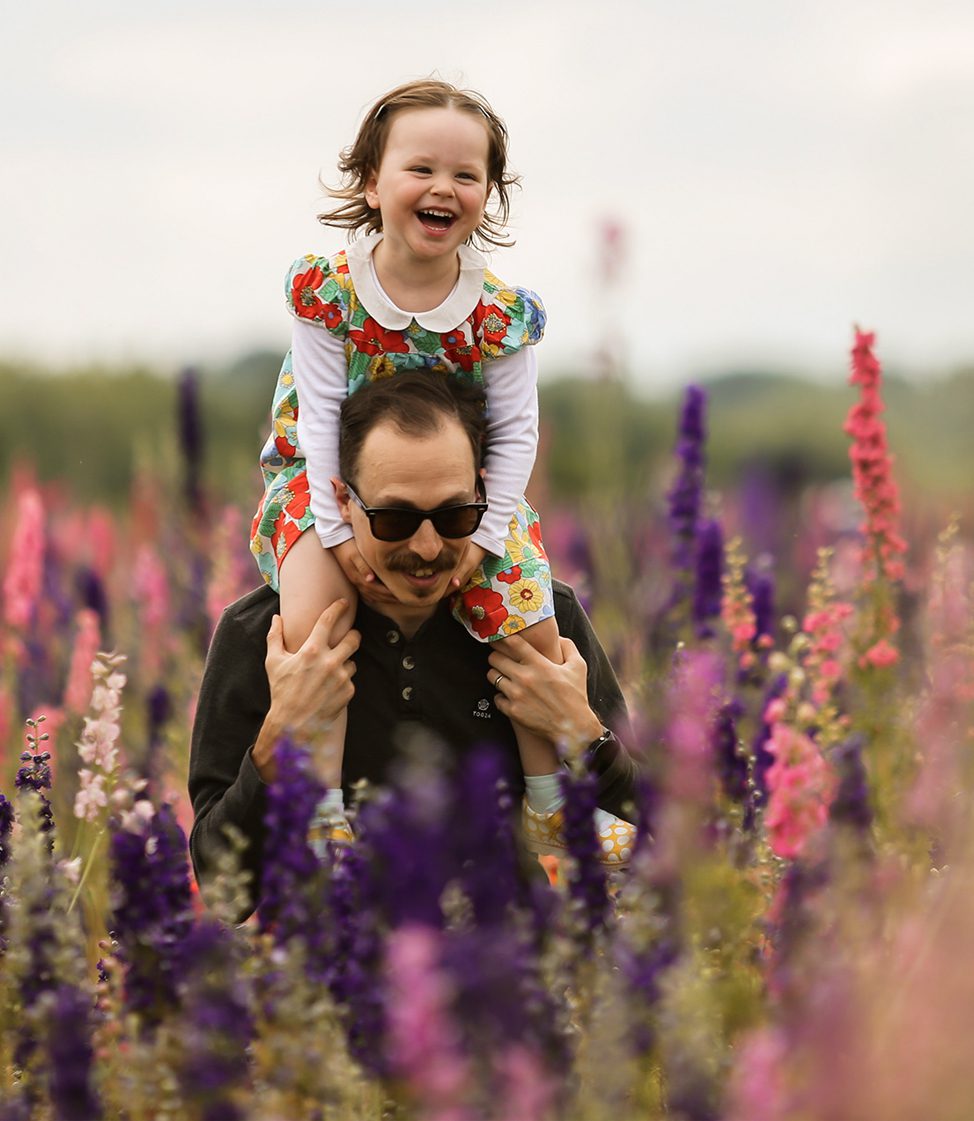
586,727,616,758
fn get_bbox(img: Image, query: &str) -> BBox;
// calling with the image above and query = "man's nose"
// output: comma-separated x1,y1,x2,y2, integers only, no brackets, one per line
408,518,443,560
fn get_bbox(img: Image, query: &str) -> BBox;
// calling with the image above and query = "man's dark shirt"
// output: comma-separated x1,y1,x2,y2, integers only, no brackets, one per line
188,580,641,912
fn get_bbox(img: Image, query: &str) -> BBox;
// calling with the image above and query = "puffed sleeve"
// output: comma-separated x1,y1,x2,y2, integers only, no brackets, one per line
479,283,547,360
284,253,352,338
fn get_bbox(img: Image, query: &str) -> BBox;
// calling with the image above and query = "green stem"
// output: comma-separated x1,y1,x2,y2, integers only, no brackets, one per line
68,828,104,914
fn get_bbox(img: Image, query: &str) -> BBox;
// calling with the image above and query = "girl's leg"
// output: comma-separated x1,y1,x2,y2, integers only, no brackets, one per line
279,528,356,792
493,616,563,775
498,615,635,866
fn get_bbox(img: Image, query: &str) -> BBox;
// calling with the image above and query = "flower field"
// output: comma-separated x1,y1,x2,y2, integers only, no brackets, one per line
3,332,974,1119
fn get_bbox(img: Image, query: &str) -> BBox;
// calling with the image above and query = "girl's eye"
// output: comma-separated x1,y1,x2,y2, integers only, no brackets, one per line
412,166,431,174
457,172,478,181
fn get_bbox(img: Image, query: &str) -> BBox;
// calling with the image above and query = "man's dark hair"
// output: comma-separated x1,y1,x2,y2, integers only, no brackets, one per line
338,373,488,487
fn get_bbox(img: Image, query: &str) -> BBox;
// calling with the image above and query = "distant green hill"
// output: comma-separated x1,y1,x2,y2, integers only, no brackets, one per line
1,357,971,512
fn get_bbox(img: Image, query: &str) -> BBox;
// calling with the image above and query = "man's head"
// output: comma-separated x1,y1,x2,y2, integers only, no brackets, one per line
335,373,488,615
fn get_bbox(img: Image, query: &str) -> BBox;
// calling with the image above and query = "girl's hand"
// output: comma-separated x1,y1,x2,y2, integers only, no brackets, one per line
330,540,395,606
450,543,488,592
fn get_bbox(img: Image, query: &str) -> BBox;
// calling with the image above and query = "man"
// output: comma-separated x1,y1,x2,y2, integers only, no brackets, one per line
189,373,641,911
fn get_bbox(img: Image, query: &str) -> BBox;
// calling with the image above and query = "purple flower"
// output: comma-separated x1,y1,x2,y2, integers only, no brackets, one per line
256,735,327,955
110,802,194,1025
615,932,680,1054
0,792,12,867
74,564,110,633
746,564,776,646
141,684,173,792
47,983,102,1121
450,749,523,926
15,748,54,840
747,673,788,825
0,792,12,954
829,734,872,835
714,698,748,804
178,365,204,507
559,769,608,937
667,384,707,576
177,918,252,1119
692,517,724,637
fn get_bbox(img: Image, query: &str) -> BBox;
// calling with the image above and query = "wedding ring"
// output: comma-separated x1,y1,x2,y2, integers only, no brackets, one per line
493,673,506,689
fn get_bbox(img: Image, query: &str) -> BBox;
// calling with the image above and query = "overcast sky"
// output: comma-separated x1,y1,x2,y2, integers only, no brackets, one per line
3,0,972,392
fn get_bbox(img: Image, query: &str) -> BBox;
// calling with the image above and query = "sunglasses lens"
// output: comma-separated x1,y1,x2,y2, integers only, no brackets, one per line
371,511,423,542
432,508,483,538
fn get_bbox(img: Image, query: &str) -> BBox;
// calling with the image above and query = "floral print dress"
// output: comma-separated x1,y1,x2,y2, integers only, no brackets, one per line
250,237,554,643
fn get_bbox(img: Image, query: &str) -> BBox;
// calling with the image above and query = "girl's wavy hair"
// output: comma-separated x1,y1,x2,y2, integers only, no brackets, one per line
318,79,520,249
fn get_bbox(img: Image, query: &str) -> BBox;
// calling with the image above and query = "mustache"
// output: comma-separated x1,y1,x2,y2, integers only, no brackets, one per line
385,551,458,575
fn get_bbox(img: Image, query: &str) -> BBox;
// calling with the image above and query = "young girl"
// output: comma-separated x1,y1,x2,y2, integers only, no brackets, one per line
250,79,634,865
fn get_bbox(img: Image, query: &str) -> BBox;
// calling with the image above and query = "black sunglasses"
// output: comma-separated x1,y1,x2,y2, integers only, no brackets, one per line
343,478,488,543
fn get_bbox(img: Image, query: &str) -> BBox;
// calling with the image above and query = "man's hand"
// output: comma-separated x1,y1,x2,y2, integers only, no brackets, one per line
487,635,603,750
252,600,361,781
331,539,398,607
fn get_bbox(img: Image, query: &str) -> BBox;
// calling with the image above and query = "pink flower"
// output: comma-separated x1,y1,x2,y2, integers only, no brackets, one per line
492,1045,556,1121
384,925,473,1120
206,505,250,635
64,609,102,715
860,638,899,669
725,1026,790,1121
2,485,45,629
666,650,723,801
844,328,907,588
132,545,169,629
764,723,835,859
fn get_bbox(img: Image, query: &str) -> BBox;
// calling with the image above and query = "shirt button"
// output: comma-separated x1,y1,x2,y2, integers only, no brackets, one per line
402,655,415,671
386,630,400,645
401,686,413,701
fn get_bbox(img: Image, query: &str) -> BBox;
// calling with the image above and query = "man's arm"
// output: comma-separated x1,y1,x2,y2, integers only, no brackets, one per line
188,592,276,915
487,583,642,821
188,592,359,917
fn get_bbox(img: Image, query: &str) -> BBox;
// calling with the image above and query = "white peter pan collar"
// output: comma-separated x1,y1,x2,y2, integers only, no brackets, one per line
345,232,487,332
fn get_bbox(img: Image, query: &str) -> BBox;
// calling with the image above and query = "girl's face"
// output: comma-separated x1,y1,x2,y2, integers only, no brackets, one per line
364,106,490,267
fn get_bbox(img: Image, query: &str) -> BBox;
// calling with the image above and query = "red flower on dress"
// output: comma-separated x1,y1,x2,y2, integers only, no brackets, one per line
320,302,343,330
274,432,297,458
462,586,509,640
496,566,522,584
441,343,481,373
528,520,548,561
282,474,311,521
479,304,512,347
291,266,326,320
349,317,409,356
273,512,305,559
440,327,469,350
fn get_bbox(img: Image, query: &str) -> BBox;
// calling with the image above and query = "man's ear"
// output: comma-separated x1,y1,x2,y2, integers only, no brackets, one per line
332,477,352,524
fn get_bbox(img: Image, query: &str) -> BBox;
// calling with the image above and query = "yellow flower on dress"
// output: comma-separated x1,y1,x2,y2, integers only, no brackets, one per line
506,524,539,569
508,578,543,612
281,371,295,388
496,289,518,307
370,354,397,380
273,400,297,441
500,615,526,636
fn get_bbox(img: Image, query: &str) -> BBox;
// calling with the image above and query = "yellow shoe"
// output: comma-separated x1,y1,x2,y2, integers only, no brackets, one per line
308,817,354,857
521,800,635,866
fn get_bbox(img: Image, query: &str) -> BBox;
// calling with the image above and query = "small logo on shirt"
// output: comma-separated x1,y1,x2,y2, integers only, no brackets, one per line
473,697,492,718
